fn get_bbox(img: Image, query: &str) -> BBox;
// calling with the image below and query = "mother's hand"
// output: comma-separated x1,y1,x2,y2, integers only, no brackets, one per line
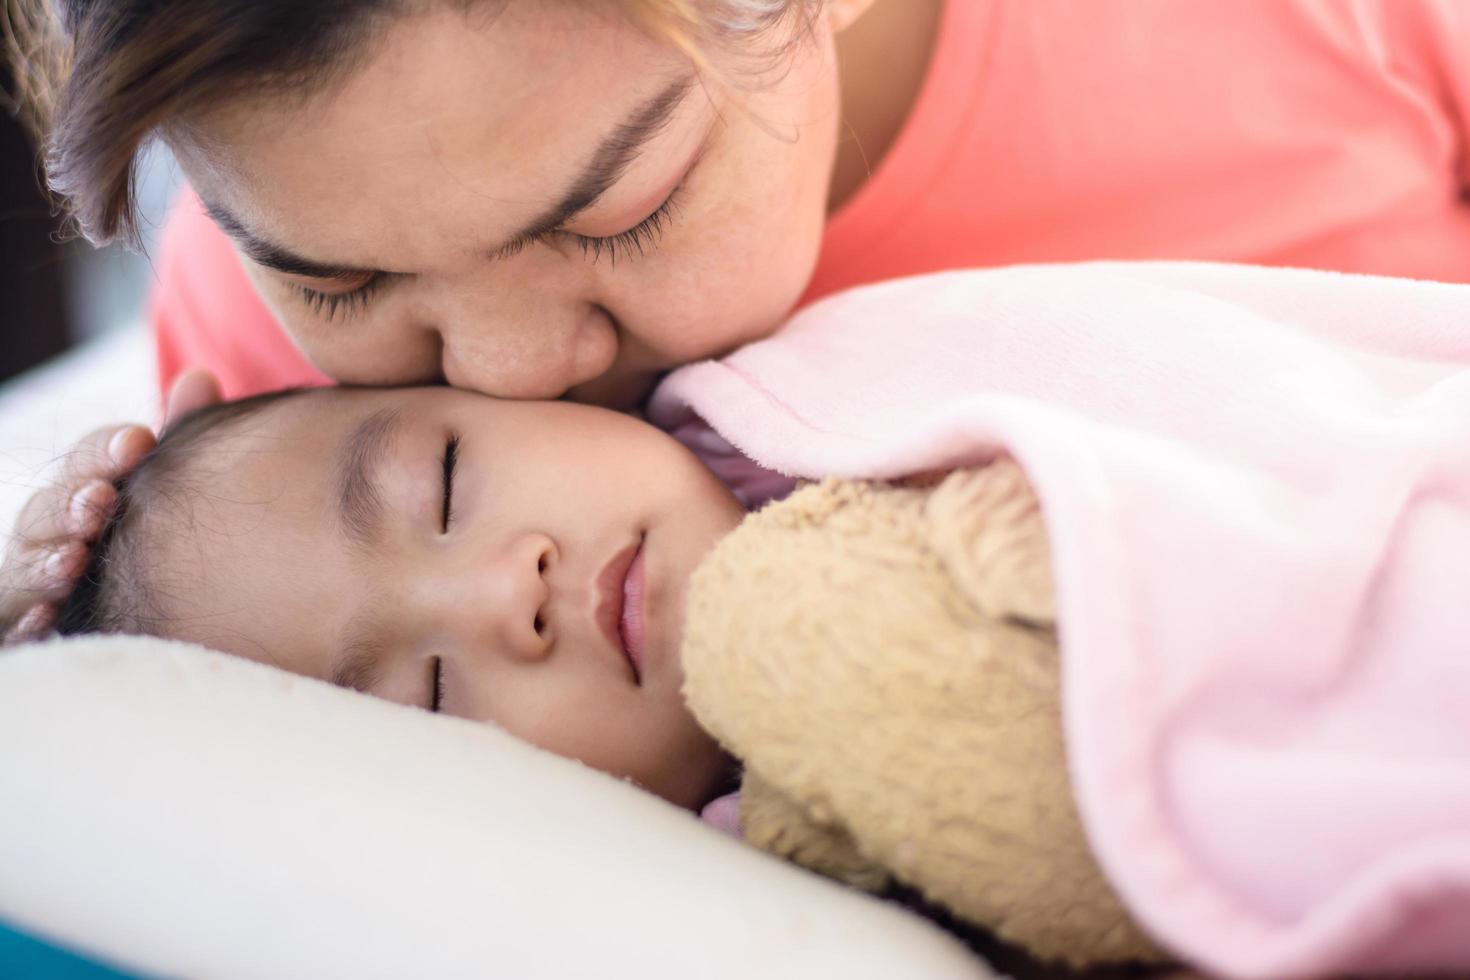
0,369,222,644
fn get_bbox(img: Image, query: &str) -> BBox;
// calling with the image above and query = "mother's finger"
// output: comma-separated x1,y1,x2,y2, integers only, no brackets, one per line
0,422,157,634
164,368,223,424
10,423,153,546
2,601,58,646
0,538,88,629
67,480,119,540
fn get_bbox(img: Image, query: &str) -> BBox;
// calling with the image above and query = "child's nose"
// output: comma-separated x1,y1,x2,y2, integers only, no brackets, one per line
436,531,555,661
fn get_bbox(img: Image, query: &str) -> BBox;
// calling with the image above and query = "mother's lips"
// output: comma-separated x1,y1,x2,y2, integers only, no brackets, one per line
595,538,643,684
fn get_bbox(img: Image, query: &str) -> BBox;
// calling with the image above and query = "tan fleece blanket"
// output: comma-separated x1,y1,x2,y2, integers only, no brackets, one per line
681,462,1162,967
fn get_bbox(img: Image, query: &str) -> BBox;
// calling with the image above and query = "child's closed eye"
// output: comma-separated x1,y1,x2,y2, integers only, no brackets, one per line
429,656,446,713
441,434,460,533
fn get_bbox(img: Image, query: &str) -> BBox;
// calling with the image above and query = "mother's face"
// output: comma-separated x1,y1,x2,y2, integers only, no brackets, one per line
174,2,844,408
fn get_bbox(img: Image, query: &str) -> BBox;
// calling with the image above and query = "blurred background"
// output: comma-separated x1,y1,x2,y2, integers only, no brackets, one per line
1,64,175,529
1,74,179,385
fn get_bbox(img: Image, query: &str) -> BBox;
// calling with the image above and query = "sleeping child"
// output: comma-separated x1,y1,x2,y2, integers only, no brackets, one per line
44,263,1470,977
57,386,749,812
51,378,1148,960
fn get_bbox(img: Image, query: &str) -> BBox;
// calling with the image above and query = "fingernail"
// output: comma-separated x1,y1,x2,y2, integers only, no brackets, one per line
43,548,77,585
68,487,97,530
108,429,131,464
109,428,137,464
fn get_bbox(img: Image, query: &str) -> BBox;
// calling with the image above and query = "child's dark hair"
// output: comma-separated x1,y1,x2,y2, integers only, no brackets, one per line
57,388,303,637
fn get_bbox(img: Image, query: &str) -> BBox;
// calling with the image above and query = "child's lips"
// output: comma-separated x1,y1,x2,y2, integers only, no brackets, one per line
619,544,647,682
595,536,645,684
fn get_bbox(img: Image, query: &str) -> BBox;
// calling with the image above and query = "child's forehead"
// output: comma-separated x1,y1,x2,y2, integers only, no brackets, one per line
182,389,379,490
237,386,422,436
197,386,480,489
164,396,388,605
189,386,659,493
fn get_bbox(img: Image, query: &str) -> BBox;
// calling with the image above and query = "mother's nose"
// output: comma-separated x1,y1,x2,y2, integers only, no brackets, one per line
436,301,620,400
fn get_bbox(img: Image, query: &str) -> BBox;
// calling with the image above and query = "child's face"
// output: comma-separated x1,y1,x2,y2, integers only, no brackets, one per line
174,2,855,407
156,388,746,808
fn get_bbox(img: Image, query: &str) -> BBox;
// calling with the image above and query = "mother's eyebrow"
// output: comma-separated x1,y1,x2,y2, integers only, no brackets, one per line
335,407,405,548
203,202,373,280
496,75,695,254
202,75,695,278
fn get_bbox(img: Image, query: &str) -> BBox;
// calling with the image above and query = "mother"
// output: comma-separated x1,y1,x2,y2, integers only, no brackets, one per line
5,0,1470,637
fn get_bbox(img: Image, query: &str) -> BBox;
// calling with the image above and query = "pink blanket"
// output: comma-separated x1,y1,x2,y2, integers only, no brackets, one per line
649,263,1470,978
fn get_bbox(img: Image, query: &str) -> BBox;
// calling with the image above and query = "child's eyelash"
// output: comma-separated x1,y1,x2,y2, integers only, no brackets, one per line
441,434,460,533
430,656,445,713
293,275,386,322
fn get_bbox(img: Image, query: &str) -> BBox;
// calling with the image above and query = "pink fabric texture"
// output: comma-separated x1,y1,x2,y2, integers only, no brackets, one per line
151,190,330,402
667,421,796,511
649,263,1470,978
151,0,1470,399
699,792,744,839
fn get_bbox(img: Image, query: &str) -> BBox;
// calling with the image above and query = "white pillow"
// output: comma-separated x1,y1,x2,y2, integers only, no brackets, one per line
0,636,992,979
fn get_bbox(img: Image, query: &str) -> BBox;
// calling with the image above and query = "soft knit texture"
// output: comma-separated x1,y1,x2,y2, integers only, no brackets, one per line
152,0,1470,398
651,262,1470,978
0,637,993,980
681,463,1163,965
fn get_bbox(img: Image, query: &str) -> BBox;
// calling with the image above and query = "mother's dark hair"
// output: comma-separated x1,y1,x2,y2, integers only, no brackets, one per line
6,0,409,247
2,0,810,248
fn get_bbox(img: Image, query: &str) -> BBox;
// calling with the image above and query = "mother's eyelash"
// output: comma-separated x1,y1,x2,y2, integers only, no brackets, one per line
293,172,687,315
496,181,687,267
293,274,389,321
565,186,683,266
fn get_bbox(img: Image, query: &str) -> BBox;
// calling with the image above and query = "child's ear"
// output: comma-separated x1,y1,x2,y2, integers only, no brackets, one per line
825,0,882,34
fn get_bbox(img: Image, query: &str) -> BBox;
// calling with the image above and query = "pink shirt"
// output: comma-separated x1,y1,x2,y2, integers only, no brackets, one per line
153,0,1470,398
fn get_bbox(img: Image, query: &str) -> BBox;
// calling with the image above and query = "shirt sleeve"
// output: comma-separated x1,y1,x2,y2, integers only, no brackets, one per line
150,187,328,401
1385,0,1470,188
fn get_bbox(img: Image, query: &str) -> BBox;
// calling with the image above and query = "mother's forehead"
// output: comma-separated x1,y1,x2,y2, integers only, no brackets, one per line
178,4,698,270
